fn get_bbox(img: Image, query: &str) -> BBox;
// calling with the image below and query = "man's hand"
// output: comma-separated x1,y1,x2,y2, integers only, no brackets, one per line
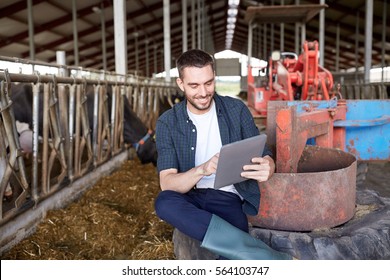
159,153,220,193
241,155,275,183
195,153,219,176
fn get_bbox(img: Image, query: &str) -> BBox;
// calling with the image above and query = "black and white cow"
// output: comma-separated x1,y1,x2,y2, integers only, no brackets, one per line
9,83,157,165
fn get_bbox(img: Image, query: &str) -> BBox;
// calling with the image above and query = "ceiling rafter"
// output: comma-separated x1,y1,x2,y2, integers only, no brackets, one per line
0,0,388,76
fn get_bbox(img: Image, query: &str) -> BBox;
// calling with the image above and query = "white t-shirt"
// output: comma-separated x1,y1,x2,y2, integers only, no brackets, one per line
187,101,240,196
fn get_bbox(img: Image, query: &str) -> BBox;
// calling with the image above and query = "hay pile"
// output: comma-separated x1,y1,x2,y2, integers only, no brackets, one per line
2,159,175,260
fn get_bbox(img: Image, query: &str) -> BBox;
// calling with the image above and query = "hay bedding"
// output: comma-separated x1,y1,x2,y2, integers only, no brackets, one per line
3,159,175,260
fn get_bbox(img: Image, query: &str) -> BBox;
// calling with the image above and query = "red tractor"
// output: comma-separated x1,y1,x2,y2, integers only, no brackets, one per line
247,40,335,116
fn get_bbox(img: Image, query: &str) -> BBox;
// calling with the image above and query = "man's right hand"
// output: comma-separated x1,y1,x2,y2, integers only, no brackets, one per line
196,153,219,176
159,153,219,193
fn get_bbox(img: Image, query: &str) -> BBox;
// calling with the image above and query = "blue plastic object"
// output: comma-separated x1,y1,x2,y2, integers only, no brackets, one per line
337,100,390,161
285,99,390,161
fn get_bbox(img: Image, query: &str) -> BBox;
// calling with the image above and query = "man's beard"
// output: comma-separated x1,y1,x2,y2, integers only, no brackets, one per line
186,94,213,112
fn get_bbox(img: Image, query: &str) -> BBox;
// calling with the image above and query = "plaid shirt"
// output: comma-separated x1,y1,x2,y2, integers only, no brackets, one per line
156,93,273,215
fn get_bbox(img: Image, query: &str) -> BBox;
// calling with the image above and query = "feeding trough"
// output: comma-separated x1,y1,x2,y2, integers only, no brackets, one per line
248,145,357,231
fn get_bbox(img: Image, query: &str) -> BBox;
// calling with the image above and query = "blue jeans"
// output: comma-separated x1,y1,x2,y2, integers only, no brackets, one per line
155,188,249,241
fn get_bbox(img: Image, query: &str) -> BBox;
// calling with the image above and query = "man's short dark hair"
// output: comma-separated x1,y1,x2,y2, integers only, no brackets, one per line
176,49,215,79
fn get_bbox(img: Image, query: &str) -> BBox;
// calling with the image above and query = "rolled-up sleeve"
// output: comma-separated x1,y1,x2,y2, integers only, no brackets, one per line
156,118,178,173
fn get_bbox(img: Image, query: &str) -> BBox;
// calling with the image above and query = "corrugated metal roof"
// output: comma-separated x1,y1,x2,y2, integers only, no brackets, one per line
0,0,388,76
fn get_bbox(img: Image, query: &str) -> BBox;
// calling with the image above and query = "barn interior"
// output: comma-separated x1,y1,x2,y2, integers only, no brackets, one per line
1,0,390,262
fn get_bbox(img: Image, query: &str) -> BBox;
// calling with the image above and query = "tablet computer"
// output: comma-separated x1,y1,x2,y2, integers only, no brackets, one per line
214,134,267,189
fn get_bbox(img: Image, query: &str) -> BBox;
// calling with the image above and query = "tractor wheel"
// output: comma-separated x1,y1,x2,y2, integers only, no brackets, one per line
173,189,390,260
356,162,368,186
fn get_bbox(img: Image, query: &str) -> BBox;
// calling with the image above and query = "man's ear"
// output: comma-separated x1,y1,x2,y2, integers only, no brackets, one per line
176,77,184,92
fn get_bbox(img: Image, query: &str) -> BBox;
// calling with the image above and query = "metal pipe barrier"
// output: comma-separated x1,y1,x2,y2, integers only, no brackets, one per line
0,69,176,228
339,82,389,100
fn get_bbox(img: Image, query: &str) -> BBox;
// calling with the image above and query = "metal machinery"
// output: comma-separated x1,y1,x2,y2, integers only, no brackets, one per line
247,40,335,116
248,98,389,231
245,5,390,231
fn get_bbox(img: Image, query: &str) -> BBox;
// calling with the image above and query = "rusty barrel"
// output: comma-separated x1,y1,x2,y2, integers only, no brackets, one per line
248,145,357,231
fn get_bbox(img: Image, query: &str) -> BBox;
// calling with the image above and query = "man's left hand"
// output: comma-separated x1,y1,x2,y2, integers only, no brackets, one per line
241,155,275,183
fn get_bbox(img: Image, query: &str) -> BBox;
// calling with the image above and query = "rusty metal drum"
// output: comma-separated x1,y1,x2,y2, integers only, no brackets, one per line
248,145,357,231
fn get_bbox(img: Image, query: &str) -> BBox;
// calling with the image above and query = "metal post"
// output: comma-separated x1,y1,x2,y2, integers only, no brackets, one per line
319,0,325,67
270,0,274,52
258,24,261,58
248,20,253,66
182,0,188,52
201,0,205,50
191,0,196,49
301,23,306,47
280,0,284,52
134,32,139,74
197,0,201,49
254,24,258,58
355,11,360,80
364,0,373,84
336,24,340,72
153,45,158,76
145,39,150,77
114,0,127,75
295,0,300,54
27,0,35,61
31,82,40,201
56,51,67,77
263,23,267,59
72,0,79,65
93,5,107,71
163,0,171,82
101,5,107,71
270,23,274,53
381,0,387,82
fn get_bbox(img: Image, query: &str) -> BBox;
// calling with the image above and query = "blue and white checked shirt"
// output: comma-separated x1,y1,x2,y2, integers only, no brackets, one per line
156,93,273,215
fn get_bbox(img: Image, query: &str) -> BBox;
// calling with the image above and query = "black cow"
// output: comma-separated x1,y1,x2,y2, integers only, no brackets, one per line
84,85,157,165
158,90,184,116
9,83,157,165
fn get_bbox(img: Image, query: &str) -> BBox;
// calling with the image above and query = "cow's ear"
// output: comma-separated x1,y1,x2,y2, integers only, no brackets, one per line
176,77,184,92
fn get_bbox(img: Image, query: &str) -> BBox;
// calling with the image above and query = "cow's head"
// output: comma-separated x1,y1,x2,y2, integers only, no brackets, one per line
85,85,158,166
132,130,157,166
121,97,157,166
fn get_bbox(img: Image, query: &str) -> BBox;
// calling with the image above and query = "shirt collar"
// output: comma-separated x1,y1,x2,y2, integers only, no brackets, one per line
176,93,223,129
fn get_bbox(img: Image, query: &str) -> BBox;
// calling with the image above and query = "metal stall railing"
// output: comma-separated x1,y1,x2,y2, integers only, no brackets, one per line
332,71,389,100
340,82,389,100
0,66,177,252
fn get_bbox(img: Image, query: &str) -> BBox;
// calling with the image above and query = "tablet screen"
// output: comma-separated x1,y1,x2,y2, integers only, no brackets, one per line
214,134,267,189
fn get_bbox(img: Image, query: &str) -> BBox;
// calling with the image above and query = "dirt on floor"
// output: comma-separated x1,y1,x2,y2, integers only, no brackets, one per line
2,157,389,260
2,158,175,260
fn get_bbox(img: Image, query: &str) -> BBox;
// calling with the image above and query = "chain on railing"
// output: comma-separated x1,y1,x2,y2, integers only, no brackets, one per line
0,69,176,225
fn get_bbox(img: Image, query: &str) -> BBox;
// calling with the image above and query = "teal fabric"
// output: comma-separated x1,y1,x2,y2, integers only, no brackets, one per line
201,214,293,260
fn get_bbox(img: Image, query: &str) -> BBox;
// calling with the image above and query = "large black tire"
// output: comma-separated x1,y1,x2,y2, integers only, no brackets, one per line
356,162,369,186
173,189,390,260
